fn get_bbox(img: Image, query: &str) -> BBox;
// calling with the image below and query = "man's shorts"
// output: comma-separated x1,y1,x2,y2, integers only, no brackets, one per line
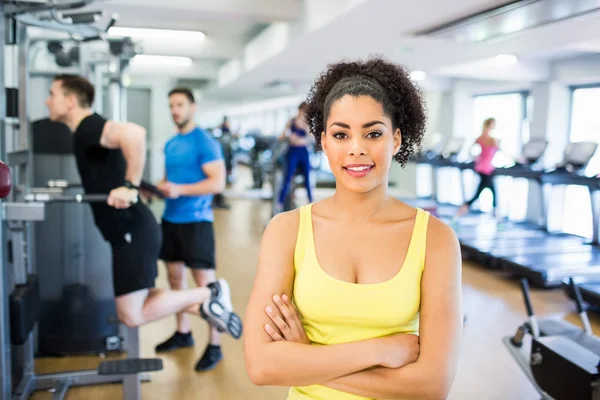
159,220,216,269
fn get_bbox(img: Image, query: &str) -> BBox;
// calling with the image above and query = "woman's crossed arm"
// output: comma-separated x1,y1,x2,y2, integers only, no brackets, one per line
243,211,418,387
324,218,463,399
261,216,463,400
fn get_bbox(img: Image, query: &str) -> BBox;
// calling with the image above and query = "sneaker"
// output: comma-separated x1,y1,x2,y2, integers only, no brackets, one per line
200,279,243,339
195,344,223,372
155,331,194,353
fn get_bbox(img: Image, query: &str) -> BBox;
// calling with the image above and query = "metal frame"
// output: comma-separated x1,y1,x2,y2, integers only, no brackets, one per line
6,0,110,41
502,336,554,400
1,3,153,399
3,196,152,400
9,316,148,400
0,4,14,400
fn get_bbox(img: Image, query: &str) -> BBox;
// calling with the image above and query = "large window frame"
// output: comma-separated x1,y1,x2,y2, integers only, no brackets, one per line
471,90,532,157
467,90,532,217
562,83,600,238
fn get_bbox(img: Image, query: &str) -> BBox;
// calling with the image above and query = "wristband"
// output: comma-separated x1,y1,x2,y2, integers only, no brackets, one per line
124,180,139,190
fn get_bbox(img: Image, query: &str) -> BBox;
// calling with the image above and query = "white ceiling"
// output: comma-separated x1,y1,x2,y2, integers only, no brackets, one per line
47,0,600,101
85,0,302,62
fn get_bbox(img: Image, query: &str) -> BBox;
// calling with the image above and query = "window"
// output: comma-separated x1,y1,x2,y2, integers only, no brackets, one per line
522,95,534,145
563,86,600,238
472,93,528,164
469,92,530,218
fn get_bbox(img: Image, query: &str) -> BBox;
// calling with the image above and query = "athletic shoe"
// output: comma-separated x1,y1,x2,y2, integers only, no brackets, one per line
200,279,243,339
155,331,195,353
195,344,223,372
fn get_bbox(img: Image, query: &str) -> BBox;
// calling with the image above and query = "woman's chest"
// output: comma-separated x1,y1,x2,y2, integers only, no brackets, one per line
313,223,414,285
293,264,422,342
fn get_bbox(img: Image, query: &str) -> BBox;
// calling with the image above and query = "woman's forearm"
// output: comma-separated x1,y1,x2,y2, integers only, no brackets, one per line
324,362,448,400
247,339,379,387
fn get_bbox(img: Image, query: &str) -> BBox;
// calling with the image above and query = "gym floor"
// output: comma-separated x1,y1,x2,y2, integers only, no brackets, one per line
32,170,598,400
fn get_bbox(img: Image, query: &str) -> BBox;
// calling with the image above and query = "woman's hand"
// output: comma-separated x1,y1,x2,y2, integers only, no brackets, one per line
374,333,420,368
263,294,419,369
264,294,311,345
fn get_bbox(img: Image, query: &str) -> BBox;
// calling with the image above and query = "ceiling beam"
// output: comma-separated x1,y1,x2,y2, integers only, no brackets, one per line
138,38,244,60
104,0,302,23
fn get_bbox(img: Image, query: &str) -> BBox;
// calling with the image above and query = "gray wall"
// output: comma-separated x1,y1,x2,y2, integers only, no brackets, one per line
29,76,52,121
126,88,152,181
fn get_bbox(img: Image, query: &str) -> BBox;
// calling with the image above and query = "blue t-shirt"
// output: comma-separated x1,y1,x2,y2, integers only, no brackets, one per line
163,127,223,223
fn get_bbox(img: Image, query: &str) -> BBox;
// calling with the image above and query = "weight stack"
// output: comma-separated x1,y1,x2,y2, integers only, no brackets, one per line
32,118,120,356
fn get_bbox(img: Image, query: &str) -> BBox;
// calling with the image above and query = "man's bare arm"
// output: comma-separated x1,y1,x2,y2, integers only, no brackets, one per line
100,121,146,186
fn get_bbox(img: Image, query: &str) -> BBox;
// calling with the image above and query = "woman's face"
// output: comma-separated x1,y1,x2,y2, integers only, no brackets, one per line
321,95,401,194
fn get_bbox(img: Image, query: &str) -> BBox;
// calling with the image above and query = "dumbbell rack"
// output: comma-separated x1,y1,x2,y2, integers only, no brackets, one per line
3,195,162,400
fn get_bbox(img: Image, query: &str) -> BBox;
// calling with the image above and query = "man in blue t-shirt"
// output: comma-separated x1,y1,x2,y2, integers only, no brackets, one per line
156,88,232,372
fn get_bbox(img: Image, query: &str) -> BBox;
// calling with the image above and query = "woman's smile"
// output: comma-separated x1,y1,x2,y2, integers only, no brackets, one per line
343,163,375,178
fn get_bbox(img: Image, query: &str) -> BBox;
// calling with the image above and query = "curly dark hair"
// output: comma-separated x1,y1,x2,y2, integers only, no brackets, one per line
304,57,427,166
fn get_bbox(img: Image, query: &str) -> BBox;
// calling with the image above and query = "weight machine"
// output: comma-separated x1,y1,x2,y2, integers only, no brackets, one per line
504,278,600,399
0,1,160,399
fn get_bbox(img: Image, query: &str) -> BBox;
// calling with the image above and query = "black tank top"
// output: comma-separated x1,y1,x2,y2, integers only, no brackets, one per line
73,113,147,243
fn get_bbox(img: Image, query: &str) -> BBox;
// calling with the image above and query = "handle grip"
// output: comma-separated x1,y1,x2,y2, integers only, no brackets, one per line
24,193,138,204
570,278,586,314
520,278,534,317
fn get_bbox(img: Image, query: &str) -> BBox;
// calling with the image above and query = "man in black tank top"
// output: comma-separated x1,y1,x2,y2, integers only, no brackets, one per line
44,75,243,340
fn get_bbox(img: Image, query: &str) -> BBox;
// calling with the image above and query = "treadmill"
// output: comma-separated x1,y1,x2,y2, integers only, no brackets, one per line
411,133,445,202
432,137,469,204
456,138,549,242
498,141,600,287
457,139,552,263
409,136,468,217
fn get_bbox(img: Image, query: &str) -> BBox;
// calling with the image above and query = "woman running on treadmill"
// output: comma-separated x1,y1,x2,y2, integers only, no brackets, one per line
454,117,499,222
276,102,313,212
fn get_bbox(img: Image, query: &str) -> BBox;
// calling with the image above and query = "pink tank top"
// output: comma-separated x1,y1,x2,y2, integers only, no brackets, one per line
474,138,498,175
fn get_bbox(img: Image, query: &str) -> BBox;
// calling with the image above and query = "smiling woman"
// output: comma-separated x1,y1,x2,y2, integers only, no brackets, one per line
244,57,463,400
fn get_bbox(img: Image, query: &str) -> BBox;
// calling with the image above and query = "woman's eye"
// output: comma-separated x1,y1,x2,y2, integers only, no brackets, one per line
367,131,382,138
333,132,348,139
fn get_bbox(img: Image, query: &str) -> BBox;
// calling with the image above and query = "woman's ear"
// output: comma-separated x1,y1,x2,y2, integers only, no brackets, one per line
320,131,327,154
393,128,402,155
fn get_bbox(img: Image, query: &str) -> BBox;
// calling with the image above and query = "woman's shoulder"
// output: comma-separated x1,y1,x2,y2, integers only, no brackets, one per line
423,212,460,256
260,209,303,259
266,208,301,236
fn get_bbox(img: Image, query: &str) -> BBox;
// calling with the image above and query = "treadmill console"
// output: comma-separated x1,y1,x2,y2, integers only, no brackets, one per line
558,141,598,172
421,133,445,160
441,137,465,160
522,139,548,165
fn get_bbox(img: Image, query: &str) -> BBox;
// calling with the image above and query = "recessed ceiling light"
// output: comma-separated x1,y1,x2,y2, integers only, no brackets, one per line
131,55,193,67
410,70,427,81
494,54,518,65
108,27,205,41
395,45,414,54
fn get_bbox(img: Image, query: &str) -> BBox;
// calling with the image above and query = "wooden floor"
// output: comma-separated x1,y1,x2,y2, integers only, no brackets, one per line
31,196,600,400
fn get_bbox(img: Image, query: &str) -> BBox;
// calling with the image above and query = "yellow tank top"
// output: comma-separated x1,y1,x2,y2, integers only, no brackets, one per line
287,204,429,400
